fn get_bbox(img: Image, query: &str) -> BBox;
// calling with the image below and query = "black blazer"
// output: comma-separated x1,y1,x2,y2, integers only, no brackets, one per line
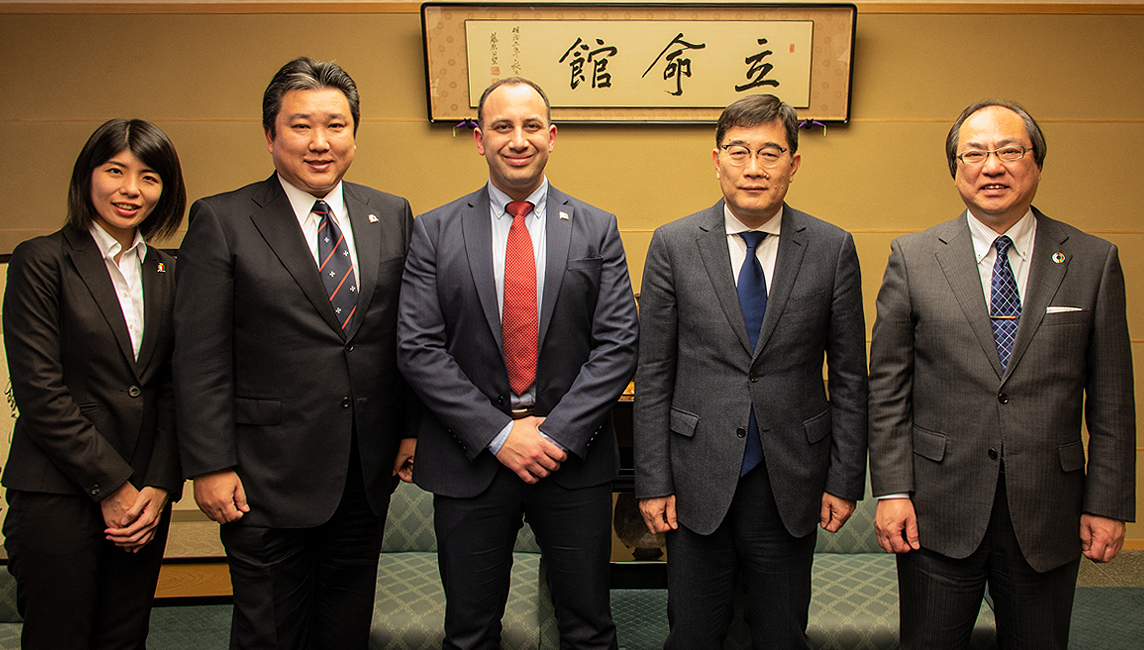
2,224,181,501
174,175,418,528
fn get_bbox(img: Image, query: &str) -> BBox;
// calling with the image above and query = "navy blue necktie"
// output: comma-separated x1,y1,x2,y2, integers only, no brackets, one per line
737,231,768,476
990,236,1021,370
314,200,358,330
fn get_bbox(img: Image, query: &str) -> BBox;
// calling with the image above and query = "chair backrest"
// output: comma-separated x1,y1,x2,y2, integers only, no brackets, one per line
813,472,883,554
0,566,22,623
382,482,542,554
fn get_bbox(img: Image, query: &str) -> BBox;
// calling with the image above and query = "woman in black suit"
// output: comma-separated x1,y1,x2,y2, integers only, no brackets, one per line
2,118,186,649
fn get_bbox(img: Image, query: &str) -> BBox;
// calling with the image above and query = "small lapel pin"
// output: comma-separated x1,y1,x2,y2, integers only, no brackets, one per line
157,263,166,273
1052,251,1065,264
559,211,570,220
368,214,379,223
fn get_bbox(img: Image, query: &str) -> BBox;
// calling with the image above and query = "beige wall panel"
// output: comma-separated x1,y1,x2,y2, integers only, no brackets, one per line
1099,234,1144,331
0,8,1141,538
852,14,1144,121
852,231,901,336
0,13,425,121
620,230,654,295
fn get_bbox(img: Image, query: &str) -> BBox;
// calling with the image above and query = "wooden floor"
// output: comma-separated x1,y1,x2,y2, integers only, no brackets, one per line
156,562,233,599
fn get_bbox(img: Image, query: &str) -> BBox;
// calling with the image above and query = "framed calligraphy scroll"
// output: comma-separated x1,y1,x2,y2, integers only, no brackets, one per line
421,2,856,123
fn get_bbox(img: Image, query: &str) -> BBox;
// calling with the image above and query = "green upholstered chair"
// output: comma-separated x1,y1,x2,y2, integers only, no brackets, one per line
0,566,22,649
805,485,997,650
370,481,558,650
719,478,998,650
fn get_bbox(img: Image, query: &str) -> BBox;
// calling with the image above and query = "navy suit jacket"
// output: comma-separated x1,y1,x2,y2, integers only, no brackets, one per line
3,225,181,501
397,185,639,498
634,201,868,537
174,175,417,528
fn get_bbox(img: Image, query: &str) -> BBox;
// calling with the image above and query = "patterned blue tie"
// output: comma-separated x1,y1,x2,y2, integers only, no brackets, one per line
990,236,1021,370
737,231,767,476
314,200,358,331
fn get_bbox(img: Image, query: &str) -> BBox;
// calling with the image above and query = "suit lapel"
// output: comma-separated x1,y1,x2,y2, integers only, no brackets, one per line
248,176,346,336
343,183,379,341
462,187,504,353
696,201,753,355
1005,210,1069,378
134,248,169,373
756,205,808,356
62,226,139,378
933,215,1005,377
539,187,573,346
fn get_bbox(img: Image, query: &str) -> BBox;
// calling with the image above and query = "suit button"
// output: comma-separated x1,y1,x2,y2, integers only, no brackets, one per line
749,374,758,382
988,448,999,460
997,393,1009,404
341,397,351,408
128,385,141,398
345,344,354,352
90,484,100,496
736,427,747,438
497,395,506,406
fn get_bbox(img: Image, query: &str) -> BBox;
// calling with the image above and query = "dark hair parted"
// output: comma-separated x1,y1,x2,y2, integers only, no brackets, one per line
66,119,186,242
946,99,1046,178
715,94,801,154
263,57,361,138
477,77,552,128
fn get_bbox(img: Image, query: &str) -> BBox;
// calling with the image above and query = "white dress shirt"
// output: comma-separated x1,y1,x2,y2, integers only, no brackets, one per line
724,203,782,286
966,208,1036,310
278,175,360,274
89,223,147,360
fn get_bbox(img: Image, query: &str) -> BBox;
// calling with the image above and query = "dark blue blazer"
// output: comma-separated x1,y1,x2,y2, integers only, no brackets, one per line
397,185,639,498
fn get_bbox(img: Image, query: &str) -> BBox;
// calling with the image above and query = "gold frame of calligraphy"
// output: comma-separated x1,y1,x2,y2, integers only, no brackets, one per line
421,2,857,124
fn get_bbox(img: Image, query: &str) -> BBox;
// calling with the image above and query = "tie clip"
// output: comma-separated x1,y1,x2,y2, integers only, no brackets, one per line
989,315,1018,320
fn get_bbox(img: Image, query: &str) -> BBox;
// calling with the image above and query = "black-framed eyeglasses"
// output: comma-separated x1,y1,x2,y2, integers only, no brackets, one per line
719,144,789,168
956,145,1032,166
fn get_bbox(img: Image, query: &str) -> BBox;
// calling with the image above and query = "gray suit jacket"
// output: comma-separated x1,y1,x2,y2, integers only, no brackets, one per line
634,201,868,537
174,175,417,528
868,209,1136,572
397,185,639,498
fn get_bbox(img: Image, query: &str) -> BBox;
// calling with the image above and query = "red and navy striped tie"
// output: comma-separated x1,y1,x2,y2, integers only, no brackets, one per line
314,200,357,330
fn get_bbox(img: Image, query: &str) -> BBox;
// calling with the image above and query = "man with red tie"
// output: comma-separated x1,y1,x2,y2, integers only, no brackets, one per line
397,78,639,650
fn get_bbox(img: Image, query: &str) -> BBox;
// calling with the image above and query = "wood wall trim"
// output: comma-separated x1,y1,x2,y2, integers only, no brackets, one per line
0,2,423,13
2,2,1144,16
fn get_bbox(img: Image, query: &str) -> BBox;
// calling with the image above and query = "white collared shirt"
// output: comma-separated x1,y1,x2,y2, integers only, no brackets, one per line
724,203,782,286
966,208,1036,310
278,175,360,274
88,223,147,360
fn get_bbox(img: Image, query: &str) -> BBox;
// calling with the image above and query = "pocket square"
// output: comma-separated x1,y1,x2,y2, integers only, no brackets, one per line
1046,306,1082,313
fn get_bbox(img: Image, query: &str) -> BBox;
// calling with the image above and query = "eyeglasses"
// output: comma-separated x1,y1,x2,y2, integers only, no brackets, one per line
956,145,1032,166
719,144,789,168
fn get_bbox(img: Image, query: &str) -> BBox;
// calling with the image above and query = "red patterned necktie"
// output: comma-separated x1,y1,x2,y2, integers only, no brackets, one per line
314,200,358,330
502,201,537,395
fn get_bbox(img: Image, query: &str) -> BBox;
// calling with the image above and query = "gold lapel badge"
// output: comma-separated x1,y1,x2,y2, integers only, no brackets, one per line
1052,252,1065,264
559,211,570,220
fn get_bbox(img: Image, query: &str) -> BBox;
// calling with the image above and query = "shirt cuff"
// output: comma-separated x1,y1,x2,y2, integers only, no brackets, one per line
488,421,514,455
